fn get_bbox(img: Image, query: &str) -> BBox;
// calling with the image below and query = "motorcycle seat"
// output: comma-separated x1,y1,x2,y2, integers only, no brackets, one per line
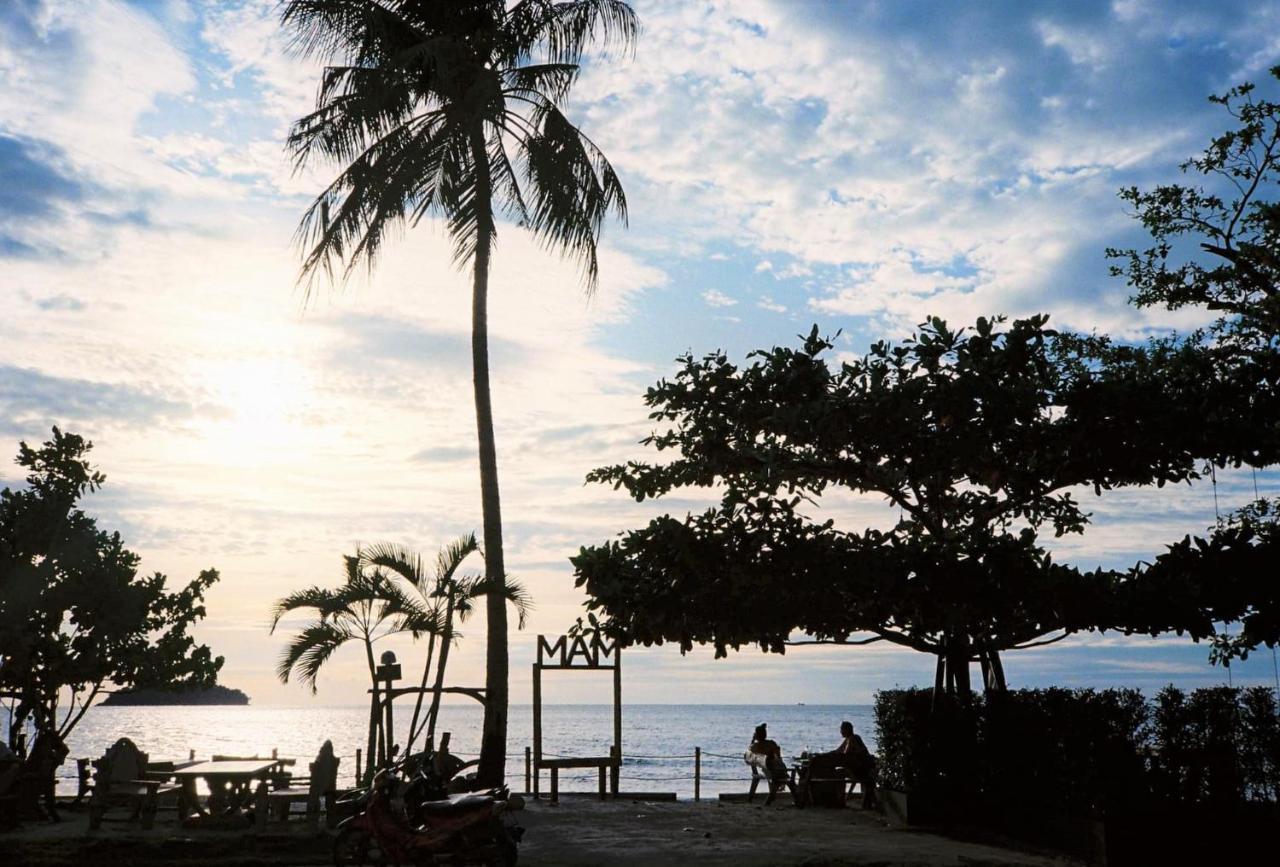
419,793,495,815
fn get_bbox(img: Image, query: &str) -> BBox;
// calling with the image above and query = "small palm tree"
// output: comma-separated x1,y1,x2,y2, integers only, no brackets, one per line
282,0,636,785
271,550,439,782
361,535,532,757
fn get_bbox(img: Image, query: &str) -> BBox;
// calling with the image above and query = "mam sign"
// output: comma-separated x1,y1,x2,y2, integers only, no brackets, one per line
531,634,621,801
536,634,618,668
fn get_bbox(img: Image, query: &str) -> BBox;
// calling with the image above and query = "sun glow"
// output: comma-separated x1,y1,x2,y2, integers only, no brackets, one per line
195,357,314,464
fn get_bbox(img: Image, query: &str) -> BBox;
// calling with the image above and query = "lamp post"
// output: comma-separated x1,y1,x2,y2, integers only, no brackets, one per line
376,650,402,767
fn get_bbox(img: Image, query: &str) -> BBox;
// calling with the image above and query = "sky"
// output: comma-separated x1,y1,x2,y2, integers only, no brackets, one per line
2,0,1280,708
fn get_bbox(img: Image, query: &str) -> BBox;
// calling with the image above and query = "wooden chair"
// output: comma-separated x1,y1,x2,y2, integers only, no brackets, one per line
744,750,797,806
73,757,93,805
88,738,181,830
267,741,340,829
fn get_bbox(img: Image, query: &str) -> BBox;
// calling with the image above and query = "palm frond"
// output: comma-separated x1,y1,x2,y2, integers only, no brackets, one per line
502,62,579,103
435,533,481,587
513,97,627,290
270,585,347,632
510,0,639,65
360,542,428,588
280,0,425,65
276,620,355,692
283,0,633,295
462,573,535,630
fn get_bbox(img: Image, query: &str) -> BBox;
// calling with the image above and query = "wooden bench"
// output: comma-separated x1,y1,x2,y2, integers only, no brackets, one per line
541,757,618,804
88,738,182,830
266,741,340,829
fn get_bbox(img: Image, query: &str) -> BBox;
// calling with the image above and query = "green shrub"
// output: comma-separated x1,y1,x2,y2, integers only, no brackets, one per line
874,684,1280,821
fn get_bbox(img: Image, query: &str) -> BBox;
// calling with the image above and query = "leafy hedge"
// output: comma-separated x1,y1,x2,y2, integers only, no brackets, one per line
874,685,1280,818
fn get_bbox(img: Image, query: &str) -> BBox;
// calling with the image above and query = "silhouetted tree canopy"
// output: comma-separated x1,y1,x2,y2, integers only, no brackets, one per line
0,428,223,752
573,315,1280,691
572,73,1280,682
1106,67,1280,661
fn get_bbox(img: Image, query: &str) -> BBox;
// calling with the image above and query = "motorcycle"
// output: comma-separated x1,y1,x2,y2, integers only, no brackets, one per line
333,758,523,867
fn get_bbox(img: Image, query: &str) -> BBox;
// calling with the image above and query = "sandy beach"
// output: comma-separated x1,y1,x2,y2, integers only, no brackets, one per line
5,797,1078,867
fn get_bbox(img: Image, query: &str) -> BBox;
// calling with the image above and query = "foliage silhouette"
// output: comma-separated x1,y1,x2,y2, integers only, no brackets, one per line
271,548,439,783
573,72,1280,685
573,314,1280,692
282,0,636,785
1104,67,1280,663
0,428,222,812
359,536,531,757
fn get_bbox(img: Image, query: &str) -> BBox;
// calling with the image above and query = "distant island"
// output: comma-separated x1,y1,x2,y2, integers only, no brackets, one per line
101,685,250,706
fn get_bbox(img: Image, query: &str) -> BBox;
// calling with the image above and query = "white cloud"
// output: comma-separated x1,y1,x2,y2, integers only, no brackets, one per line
702,288,738,307
757,296,786,313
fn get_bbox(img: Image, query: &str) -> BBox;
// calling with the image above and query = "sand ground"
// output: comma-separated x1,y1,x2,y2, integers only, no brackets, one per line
4,797,1081,866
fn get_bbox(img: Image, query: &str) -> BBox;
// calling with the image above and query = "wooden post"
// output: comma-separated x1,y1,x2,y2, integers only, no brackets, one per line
189,748,195,762
611,649,622,795
355,749,362,787
695,746,701,802
598,765,606,799
271,748,278,760
532,663,542,799
383,676,396,762
524,746,531,794
550,767,559,805
252,780,268,832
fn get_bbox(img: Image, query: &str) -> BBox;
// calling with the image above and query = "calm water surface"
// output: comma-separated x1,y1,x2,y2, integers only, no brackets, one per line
4,703,874,798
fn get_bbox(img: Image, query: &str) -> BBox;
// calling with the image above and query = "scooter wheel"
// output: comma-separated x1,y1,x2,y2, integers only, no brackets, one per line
333,827,381,867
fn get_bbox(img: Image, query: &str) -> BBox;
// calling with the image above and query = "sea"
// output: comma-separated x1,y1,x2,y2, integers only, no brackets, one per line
4,704,875,799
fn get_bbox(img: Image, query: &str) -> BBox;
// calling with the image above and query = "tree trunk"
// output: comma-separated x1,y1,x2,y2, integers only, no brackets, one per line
425,591,456,745
404,631,437,756
470,127,508,788
931,654,946,711
946,637,972,705
988,648,1007,692
364,646,380,786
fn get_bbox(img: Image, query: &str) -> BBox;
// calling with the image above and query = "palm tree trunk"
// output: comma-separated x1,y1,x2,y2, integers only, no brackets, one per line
470,126,508,788
364,641,380,786
404,631,438,756
424,592,456,744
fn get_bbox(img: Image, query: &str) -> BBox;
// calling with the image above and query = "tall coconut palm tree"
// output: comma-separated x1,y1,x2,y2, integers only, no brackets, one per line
271,550,439,783
281,0,636,784
361,535,532,757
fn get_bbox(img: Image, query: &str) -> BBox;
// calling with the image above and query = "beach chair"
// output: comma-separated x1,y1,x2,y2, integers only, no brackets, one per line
88,738,181,830
267,741,340,829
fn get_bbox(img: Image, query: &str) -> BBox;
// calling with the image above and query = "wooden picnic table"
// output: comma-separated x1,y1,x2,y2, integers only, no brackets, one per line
169,759,284,824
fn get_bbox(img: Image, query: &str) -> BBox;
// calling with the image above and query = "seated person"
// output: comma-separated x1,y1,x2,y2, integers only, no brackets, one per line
745,723,798,805
803,721,877,808
747,723,782,762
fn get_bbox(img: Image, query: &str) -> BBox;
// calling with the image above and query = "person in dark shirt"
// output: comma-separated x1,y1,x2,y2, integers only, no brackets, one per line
803,721,877,808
